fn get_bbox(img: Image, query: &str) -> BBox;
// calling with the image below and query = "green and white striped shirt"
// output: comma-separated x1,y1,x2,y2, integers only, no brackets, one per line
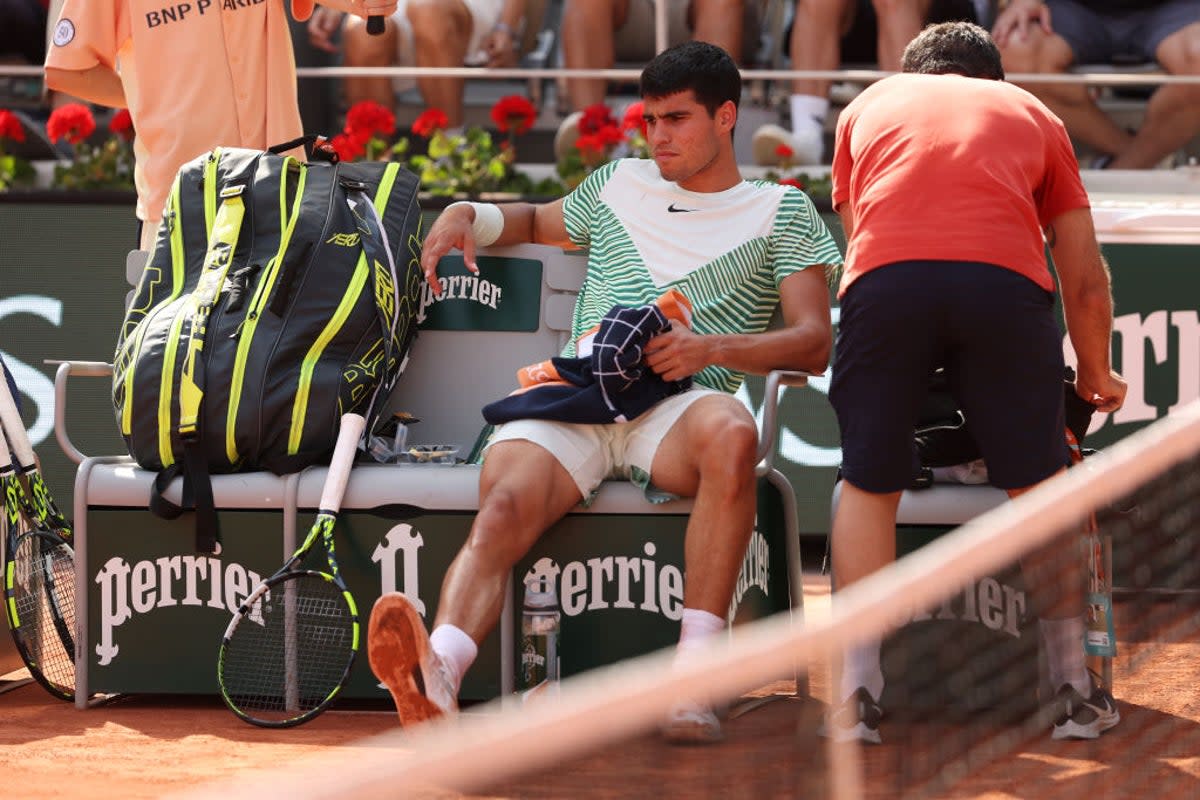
562,159,843,393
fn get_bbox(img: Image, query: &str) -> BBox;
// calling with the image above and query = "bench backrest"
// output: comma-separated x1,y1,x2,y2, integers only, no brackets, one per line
381,243,585,455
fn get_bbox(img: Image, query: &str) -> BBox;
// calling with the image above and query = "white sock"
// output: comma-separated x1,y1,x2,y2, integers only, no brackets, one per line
429,623,477,693
1039,616,1090,696
674,608,726,667
839,639,884,704
790,94,829,135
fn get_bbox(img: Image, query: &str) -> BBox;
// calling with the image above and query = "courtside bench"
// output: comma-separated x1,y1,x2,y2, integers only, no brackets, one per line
56,243,810,709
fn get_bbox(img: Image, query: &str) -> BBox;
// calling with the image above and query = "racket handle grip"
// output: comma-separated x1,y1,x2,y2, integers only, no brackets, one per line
319,413,367,513
366,15,384,35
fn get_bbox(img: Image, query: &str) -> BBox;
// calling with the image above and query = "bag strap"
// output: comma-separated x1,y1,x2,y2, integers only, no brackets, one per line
147,456,220,554
168,184,246,553
344,177,402,426
268,135,339,163
178,184,246,440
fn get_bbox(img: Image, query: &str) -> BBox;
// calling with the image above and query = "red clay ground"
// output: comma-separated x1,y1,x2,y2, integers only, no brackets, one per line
1,576,1197,799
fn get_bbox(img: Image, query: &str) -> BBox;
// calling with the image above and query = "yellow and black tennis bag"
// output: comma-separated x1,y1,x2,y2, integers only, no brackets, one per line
112,142,423,551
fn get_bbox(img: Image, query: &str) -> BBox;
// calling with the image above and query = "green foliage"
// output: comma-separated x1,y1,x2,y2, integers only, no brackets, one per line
0,151,34,191
407,127,567,197
51,138,135,191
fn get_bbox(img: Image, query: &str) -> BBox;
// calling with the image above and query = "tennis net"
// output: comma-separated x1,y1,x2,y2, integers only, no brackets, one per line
173,400,1200,800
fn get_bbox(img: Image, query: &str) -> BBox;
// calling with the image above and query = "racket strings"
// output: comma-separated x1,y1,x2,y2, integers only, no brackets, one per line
11,533,76,694
220,574,356,722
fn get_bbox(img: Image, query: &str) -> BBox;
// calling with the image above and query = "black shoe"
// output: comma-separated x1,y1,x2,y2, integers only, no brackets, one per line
1051,680,1119,740
819,687,883,744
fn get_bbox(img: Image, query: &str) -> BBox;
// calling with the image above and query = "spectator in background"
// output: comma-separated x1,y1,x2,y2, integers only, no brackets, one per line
1,0,49,66
556,0,760,159
307,0,526,131
43,0,397,252
0,0,50,115
752,0,981,166
993,0,1200,169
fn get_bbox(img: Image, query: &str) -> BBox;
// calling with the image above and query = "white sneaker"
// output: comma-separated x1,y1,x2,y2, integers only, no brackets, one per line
553,111,584,163
751,122,824,167
1050,680,1120,740
368,593,459,726
662,699,723,745
818,687,883,744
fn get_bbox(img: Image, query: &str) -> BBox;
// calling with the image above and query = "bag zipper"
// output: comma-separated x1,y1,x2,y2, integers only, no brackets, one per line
287,163,401,454
224,156,307,464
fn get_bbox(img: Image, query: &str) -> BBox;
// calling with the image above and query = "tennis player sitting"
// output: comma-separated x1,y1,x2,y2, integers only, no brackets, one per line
367,40,841,744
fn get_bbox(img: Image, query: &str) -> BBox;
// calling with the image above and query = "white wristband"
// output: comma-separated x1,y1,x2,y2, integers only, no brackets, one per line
447,201,504,247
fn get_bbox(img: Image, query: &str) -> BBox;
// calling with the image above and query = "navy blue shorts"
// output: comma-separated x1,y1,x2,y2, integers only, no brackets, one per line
1048,0,1200,64
830,261,1069,493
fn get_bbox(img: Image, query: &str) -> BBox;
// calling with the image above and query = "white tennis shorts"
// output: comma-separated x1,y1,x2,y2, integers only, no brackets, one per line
484,387,724,504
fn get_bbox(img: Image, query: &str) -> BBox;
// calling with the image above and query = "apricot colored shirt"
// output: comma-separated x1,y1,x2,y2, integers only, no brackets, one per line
45,0,309,224
831,73,1090,298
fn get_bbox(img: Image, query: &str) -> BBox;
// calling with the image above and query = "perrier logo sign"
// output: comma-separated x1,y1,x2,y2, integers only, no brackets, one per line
418,254,544,332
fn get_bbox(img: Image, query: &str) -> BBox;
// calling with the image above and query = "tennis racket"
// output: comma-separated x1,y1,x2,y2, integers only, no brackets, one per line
0,377,71,534
0,411,75,702
217,412,366,727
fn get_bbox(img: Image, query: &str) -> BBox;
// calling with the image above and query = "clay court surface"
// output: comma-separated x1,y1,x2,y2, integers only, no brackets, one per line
1,575,1198,799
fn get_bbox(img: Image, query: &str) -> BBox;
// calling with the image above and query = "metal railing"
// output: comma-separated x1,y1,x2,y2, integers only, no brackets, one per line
9,62,1200,87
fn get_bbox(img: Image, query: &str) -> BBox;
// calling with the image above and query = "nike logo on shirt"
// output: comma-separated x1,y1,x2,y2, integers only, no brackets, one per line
667,203,696,213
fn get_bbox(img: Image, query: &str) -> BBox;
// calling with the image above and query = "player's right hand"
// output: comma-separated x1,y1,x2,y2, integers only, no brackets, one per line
420,204,479,296
1076,369,1127,415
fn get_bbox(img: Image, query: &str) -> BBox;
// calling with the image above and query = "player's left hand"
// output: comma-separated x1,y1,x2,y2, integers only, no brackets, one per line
643,324,709,383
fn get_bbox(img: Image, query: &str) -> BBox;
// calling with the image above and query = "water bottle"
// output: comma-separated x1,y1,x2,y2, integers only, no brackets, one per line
519,575,561,702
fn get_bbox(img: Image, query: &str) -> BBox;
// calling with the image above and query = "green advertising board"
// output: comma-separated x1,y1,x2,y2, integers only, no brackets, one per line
418,254,544,332
78,472,793,704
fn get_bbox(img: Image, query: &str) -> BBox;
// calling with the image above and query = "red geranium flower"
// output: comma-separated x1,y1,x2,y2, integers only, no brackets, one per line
411,107,449,138
574,133,608,157
778,177,804,190
329,130,367,162
46,103,96,145
578,103,617,136
621,101,647,137
593,124,625,149
108,108,134,141
490,95,537,135
0,109,25,143
774,143,794,159
345,100,396,138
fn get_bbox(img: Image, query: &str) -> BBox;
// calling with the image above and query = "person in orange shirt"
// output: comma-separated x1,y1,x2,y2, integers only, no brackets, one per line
825,21,1127,744
43,0,397,252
